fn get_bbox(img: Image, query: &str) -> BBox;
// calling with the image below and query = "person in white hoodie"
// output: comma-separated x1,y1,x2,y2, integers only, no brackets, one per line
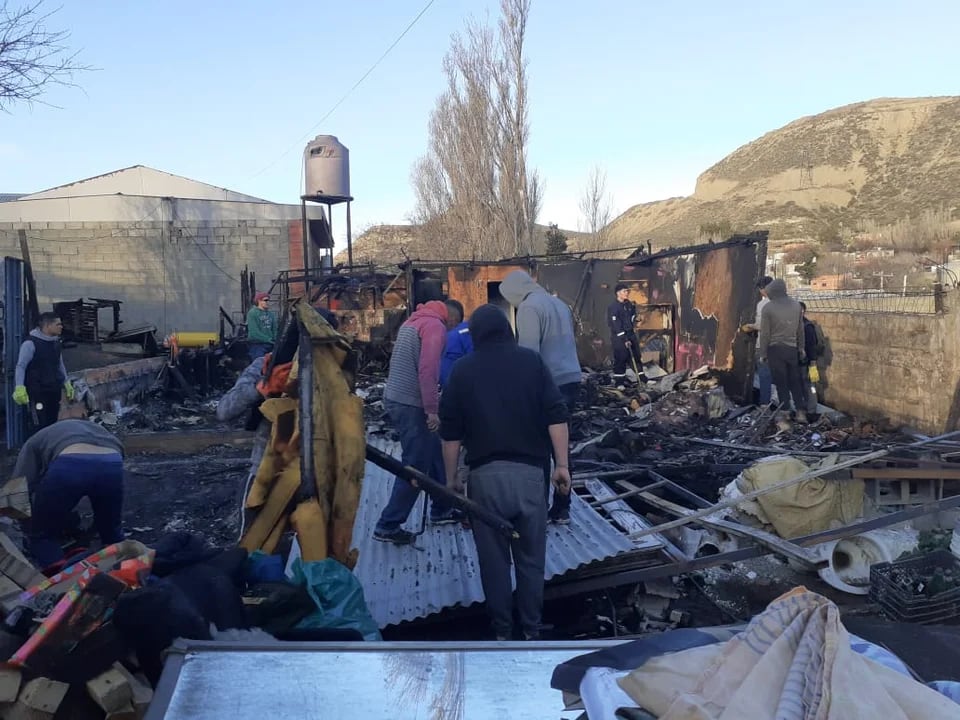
14,313,74,430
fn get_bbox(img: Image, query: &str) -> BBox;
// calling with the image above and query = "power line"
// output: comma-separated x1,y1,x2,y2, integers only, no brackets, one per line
248,0,438,180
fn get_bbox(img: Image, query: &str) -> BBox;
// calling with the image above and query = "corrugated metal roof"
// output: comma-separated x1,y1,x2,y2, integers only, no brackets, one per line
352,435,645,628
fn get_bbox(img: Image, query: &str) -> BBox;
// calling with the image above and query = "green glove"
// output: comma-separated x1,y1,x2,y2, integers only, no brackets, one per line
12,386,29,406
64,380,75,401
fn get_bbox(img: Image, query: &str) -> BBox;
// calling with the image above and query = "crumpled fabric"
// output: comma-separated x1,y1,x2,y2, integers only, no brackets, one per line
736,455,863,538
618,587,960,720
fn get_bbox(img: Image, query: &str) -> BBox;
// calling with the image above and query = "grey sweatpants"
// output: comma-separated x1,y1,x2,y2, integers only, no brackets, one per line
468,460,547,639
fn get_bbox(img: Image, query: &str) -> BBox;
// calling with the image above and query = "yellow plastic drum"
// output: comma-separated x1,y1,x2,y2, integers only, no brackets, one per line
172,332,218,347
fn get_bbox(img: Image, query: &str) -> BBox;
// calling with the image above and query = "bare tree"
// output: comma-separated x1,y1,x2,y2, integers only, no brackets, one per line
578,165,613,247
410,0,541,260
1,1,88,111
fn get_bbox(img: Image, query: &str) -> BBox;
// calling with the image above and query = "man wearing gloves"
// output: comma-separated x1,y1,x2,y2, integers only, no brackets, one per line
374,299,463,544
14,312,73,430
246,292,277,361
499,270,581,525
439,304,571,640
608,283,640,380
757,279,808,422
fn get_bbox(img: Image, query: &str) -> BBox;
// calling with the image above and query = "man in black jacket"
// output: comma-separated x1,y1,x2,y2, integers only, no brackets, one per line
608,284,640,379
439,304,571,640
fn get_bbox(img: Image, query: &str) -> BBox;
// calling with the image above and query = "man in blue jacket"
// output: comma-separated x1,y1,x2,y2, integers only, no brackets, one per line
440,300,473,388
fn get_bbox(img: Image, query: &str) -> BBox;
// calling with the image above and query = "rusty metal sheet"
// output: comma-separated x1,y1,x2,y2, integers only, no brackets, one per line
536,259,625,369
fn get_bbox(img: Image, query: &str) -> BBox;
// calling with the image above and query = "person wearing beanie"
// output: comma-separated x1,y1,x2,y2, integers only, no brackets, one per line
439,304,570,640
246,292,277,361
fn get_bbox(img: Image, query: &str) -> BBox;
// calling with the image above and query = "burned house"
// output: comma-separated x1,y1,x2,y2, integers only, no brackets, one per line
278,232,768,401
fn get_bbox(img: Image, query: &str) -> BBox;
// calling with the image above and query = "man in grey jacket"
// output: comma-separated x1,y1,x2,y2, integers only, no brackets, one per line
757,279,808,422
499,270,581,524
13,419,124,568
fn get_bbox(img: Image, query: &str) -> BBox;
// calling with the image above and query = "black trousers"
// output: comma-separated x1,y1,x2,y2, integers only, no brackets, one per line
611,336,640,374
28,388,61,432
767,344,808,413
543,382,580,516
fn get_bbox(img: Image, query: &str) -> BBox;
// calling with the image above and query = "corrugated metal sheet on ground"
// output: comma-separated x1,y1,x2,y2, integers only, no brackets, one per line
352,435,641,628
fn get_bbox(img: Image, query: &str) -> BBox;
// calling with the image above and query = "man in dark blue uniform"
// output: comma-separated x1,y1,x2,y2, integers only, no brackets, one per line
607,284,639,379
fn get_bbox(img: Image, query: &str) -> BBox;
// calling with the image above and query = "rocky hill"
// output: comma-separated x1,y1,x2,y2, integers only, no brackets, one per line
338,97,960,265
605,96,960,251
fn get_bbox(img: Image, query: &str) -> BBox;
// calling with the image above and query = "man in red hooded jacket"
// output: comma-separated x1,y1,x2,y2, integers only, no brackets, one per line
374,300,465,544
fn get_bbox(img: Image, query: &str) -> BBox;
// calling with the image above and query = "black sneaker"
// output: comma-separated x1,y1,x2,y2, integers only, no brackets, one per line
373,528,416,545
549,511,571,526
430,509,467,526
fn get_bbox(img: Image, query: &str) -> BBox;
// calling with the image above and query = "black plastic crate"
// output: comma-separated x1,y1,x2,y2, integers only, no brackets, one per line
870,550,960,624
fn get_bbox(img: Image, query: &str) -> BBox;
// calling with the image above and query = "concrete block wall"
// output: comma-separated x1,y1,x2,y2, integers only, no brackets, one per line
809,291,960,434
0,219,291,335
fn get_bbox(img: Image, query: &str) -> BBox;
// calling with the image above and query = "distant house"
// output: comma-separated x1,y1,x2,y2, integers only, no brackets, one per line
0,166,324,334
810,273,856,291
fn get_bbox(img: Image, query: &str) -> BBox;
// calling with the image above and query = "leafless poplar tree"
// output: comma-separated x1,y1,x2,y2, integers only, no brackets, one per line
410,0,542,260
0,1,88,111
578,165,613,247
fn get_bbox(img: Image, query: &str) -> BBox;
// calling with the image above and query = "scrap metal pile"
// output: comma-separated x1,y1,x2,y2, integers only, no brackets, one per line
361,362,960,636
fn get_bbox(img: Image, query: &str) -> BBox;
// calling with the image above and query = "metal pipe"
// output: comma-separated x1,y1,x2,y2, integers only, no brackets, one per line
297,318,315,501
346,200,353,268
301,199,310,297
365,444,517,539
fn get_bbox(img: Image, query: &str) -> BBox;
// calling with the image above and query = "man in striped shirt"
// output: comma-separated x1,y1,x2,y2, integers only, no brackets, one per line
374,299,465,544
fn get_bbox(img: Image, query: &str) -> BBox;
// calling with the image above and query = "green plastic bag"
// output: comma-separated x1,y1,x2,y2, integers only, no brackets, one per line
290,558,381,641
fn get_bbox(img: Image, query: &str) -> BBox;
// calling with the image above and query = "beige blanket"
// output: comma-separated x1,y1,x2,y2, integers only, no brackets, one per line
618,588,960,719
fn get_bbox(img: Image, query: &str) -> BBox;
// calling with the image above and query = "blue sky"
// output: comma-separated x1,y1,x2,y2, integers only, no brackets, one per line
1,0,958,243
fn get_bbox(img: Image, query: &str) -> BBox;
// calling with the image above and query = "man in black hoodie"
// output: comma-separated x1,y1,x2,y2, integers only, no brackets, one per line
439,304,571,640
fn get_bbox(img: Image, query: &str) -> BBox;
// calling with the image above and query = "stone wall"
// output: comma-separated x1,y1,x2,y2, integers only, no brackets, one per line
809,291,960,434
0,219,294,335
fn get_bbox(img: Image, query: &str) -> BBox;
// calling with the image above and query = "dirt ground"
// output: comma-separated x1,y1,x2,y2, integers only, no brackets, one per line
121,443,250,549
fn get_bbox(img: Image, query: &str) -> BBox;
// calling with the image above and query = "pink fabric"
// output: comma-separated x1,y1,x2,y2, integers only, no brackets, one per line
407,301,448,414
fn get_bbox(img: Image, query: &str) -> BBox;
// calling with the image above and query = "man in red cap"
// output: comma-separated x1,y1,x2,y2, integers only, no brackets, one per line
246,292,277,361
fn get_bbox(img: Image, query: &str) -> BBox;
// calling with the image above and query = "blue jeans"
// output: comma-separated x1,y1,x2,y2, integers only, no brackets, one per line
375,401,452,533
248,342,272,363
29,453,124,568
756,362,772,405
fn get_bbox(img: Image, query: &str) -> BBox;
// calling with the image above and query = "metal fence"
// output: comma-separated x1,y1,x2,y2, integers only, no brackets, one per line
796,287,943,314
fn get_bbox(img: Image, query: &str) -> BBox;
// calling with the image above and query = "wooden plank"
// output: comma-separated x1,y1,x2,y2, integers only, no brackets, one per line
14,677,68,716
111,664,153,719
86,667,132,713
0,666,21,703
17,230,39,330
0,477,31,519
588,480,667,508
583,478,663,551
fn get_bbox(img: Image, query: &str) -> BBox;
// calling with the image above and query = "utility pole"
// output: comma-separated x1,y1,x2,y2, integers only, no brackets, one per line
873,271,894,292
